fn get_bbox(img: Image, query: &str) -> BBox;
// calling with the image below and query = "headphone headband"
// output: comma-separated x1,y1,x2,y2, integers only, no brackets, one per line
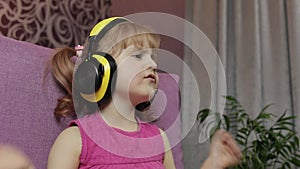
88,17,130,59
90,17,129,37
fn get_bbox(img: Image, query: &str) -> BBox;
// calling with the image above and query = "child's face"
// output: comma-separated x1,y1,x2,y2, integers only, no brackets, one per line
114,45,158,107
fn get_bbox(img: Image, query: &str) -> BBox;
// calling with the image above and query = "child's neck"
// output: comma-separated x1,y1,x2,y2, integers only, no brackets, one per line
100,99,139,132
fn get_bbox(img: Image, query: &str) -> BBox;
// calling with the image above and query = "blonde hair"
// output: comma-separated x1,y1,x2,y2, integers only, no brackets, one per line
49,21,160,120
80,22,160,62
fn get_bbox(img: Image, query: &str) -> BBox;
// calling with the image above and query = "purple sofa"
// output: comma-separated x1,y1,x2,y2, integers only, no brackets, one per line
0,36,183,169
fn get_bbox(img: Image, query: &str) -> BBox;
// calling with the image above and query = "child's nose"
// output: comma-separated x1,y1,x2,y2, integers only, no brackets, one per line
146,57,157,70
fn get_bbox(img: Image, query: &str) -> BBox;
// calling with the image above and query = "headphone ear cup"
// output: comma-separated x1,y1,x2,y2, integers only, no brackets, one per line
74,52,117,103
74,57,103,94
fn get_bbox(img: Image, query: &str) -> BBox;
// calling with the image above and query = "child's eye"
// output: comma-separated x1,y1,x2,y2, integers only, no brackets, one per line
132,54,142,59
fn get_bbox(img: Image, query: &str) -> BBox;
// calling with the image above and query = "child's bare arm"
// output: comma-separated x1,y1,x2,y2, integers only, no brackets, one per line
47,126,82,169
159,129,176,169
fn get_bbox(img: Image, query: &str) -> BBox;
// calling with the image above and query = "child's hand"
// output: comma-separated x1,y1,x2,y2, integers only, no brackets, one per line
204,129,242,169
0,144,35,169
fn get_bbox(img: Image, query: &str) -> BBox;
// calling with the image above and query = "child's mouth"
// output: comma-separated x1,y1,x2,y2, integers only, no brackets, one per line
145,74,157,82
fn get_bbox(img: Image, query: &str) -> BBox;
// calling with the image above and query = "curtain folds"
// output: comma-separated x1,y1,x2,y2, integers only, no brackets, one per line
183,0,300,168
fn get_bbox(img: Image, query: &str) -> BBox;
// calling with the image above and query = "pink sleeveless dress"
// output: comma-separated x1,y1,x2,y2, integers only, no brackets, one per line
69,113,165,169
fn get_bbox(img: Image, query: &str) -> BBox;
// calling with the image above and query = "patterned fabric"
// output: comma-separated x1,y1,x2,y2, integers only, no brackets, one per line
0,0,111,48
69,113,165,169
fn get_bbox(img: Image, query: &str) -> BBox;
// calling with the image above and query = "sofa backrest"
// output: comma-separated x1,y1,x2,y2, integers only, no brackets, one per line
0,36,183,169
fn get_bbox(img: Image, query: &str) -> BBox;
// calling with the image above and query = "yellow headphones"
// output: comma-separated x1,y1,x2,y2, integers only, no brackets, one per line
74,17,129,103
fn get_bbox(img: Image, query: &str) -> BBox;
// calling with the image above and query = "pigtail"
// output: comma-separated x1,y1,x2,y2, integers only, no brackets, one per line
49,47,77,120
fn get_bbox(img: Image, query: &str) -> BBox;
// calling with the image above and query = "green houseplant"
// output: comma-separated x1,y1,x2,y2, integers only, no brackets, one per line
197,96,300,169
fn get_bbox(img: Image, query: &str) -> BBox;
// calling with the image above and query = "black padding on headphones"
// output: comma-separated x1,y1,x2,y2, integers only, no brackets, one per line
74,57,103,94
95,52,117,103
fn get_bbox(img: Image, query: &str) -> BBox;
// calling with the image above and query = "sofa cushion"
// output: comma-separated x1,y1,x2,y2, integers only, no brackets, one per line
0,35,65,169
0,35,183,169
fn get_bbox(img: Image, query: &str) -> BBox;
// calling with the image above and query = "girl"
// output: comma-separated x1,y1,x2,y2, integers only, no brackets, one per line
47,17,242,169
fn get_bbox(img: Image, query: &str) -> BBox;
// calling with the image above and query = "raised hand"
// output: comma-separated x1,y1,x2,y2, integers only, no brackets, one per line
0,144,35,169
201,129,242,169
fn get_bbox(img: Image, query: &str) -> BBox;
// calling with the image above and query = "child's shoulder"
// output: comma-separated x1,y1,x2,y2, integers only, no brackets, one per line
56,126,82,146
61,126,81,136
48,126,82,168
